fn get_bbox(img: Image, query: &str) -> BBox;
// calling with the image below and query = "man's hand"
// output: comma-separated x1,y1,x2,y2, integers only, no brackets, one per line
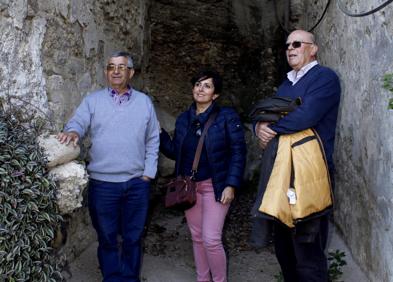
57,131,80,147
220,186,235,205
141,175,151,182
256,122,277,149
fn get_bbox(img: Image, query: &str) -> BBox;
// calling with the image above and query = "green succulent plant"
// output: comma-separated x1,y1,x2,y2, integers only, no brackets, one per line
328,249,347,282
0,107,63,281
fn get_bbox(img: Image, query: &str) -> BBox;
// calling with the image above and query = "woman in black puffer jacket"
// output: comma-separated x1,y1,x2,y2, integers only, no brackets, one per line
160,69,246,282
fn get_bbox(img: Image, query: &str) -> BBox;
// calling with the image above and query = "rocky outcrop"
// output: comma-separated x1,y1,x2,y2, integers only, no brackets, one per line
156,107,176,177
49,161,88,215
1,0,151,266
38,133,93,264
0,0,150,131
146,0,284,118
4,0,392,279
37,134,80,169
38,134,88,214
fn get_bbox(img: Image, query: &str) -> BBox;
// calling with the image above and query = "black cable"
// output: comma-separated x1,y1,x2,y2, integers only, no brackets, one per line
273,0,331,34
309,0,331,32
337,0,393,17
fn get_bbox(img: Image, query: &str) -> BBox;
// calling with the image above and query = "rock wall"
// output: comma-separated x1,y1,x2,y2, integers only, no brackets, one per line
146,0,288,184
302,1,393,280
233,0,393,279
0,0,150,130
230,0,288,182
0,0,151,263
146,0,285,118
3,0,393,278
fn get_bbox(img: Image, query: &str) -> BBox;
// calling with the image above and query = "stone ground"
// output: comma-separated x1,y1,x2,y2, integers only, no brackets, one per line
64,192,369,282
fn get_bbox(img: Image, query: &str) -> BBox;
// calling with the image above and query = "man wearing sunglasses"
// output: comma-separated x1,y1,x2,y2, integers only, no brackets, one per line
255,30,341,282
58,51,160,282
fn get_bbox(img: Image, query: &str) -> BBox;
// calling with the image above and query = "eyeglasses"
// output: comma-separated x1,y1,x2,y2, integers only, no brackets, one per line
285,41,314,50
106,64,131,72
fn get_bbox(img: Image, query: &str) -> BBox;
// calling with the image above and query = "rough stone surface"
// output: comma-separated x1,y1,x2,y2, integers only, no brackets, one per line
147,0,284,183
146,0,284,119
37,134,80,168
302,1,393,280
155,106,176,133
49,161,88,214
0,0,150,265
57,207,97,266
0,0,150,130
0,12,49,118
2,0,392,279
156,107,176,177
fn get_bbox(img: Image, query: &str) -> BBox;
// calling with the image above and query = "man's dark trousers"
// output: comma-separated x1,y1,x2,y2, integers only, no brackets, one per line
88,177,150,282
273,215,329,282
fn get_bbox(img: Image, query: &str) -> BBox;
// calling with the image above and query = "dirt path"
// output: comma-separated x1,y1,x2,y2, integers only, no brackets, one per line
64,193,368,282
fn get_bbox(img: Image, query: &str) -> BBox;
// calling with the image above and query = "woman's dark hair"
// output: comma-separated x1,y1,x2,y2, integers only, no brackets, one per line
190,69,223,94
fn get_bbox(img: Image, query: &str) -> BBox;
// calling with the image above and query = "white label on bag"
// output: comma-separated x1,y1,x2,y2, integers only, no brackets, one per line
287,188,297,205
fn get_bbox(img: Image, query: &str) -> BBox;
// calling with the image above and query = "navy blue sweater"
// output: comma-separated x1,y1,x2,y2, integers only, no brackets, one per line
160,103,247,201
269,64,341,170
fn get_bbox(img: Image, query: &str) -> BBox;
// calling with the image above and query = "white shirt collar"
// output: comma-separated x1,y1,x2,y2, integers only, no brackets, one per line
287,60,318,85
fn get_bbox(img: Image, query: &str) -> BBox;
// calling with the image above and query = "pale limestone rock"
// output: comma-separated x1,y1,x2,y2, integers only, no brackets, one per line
0,0,149,262
37,134,80,168
49,161,88,214
155,106,176,132
36,0,69,18
9,0,27,29
156,107,176,177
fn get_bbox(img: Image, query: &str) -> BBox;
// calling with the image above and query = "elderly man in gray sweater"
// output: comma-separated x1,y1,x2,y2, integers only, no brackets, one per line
58,51,160,282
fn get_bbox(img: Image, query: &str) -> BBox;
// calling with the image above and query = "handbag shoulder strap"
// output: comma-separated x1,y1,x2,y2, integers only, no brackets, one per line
191,110,218,176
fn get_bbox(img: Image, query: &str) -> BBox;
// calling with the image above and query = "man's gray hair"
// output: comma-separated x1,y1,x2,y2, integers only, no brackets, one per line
109,51,134,68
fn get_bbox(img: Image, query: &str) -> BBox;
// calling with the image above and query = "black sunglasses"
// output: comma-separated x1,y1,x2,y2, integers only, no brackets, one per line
285,41,313,50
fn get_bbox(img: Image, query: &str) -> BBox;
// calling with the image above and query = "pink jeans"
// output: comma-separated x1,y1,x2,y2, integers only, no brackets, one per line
185,179,230,282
